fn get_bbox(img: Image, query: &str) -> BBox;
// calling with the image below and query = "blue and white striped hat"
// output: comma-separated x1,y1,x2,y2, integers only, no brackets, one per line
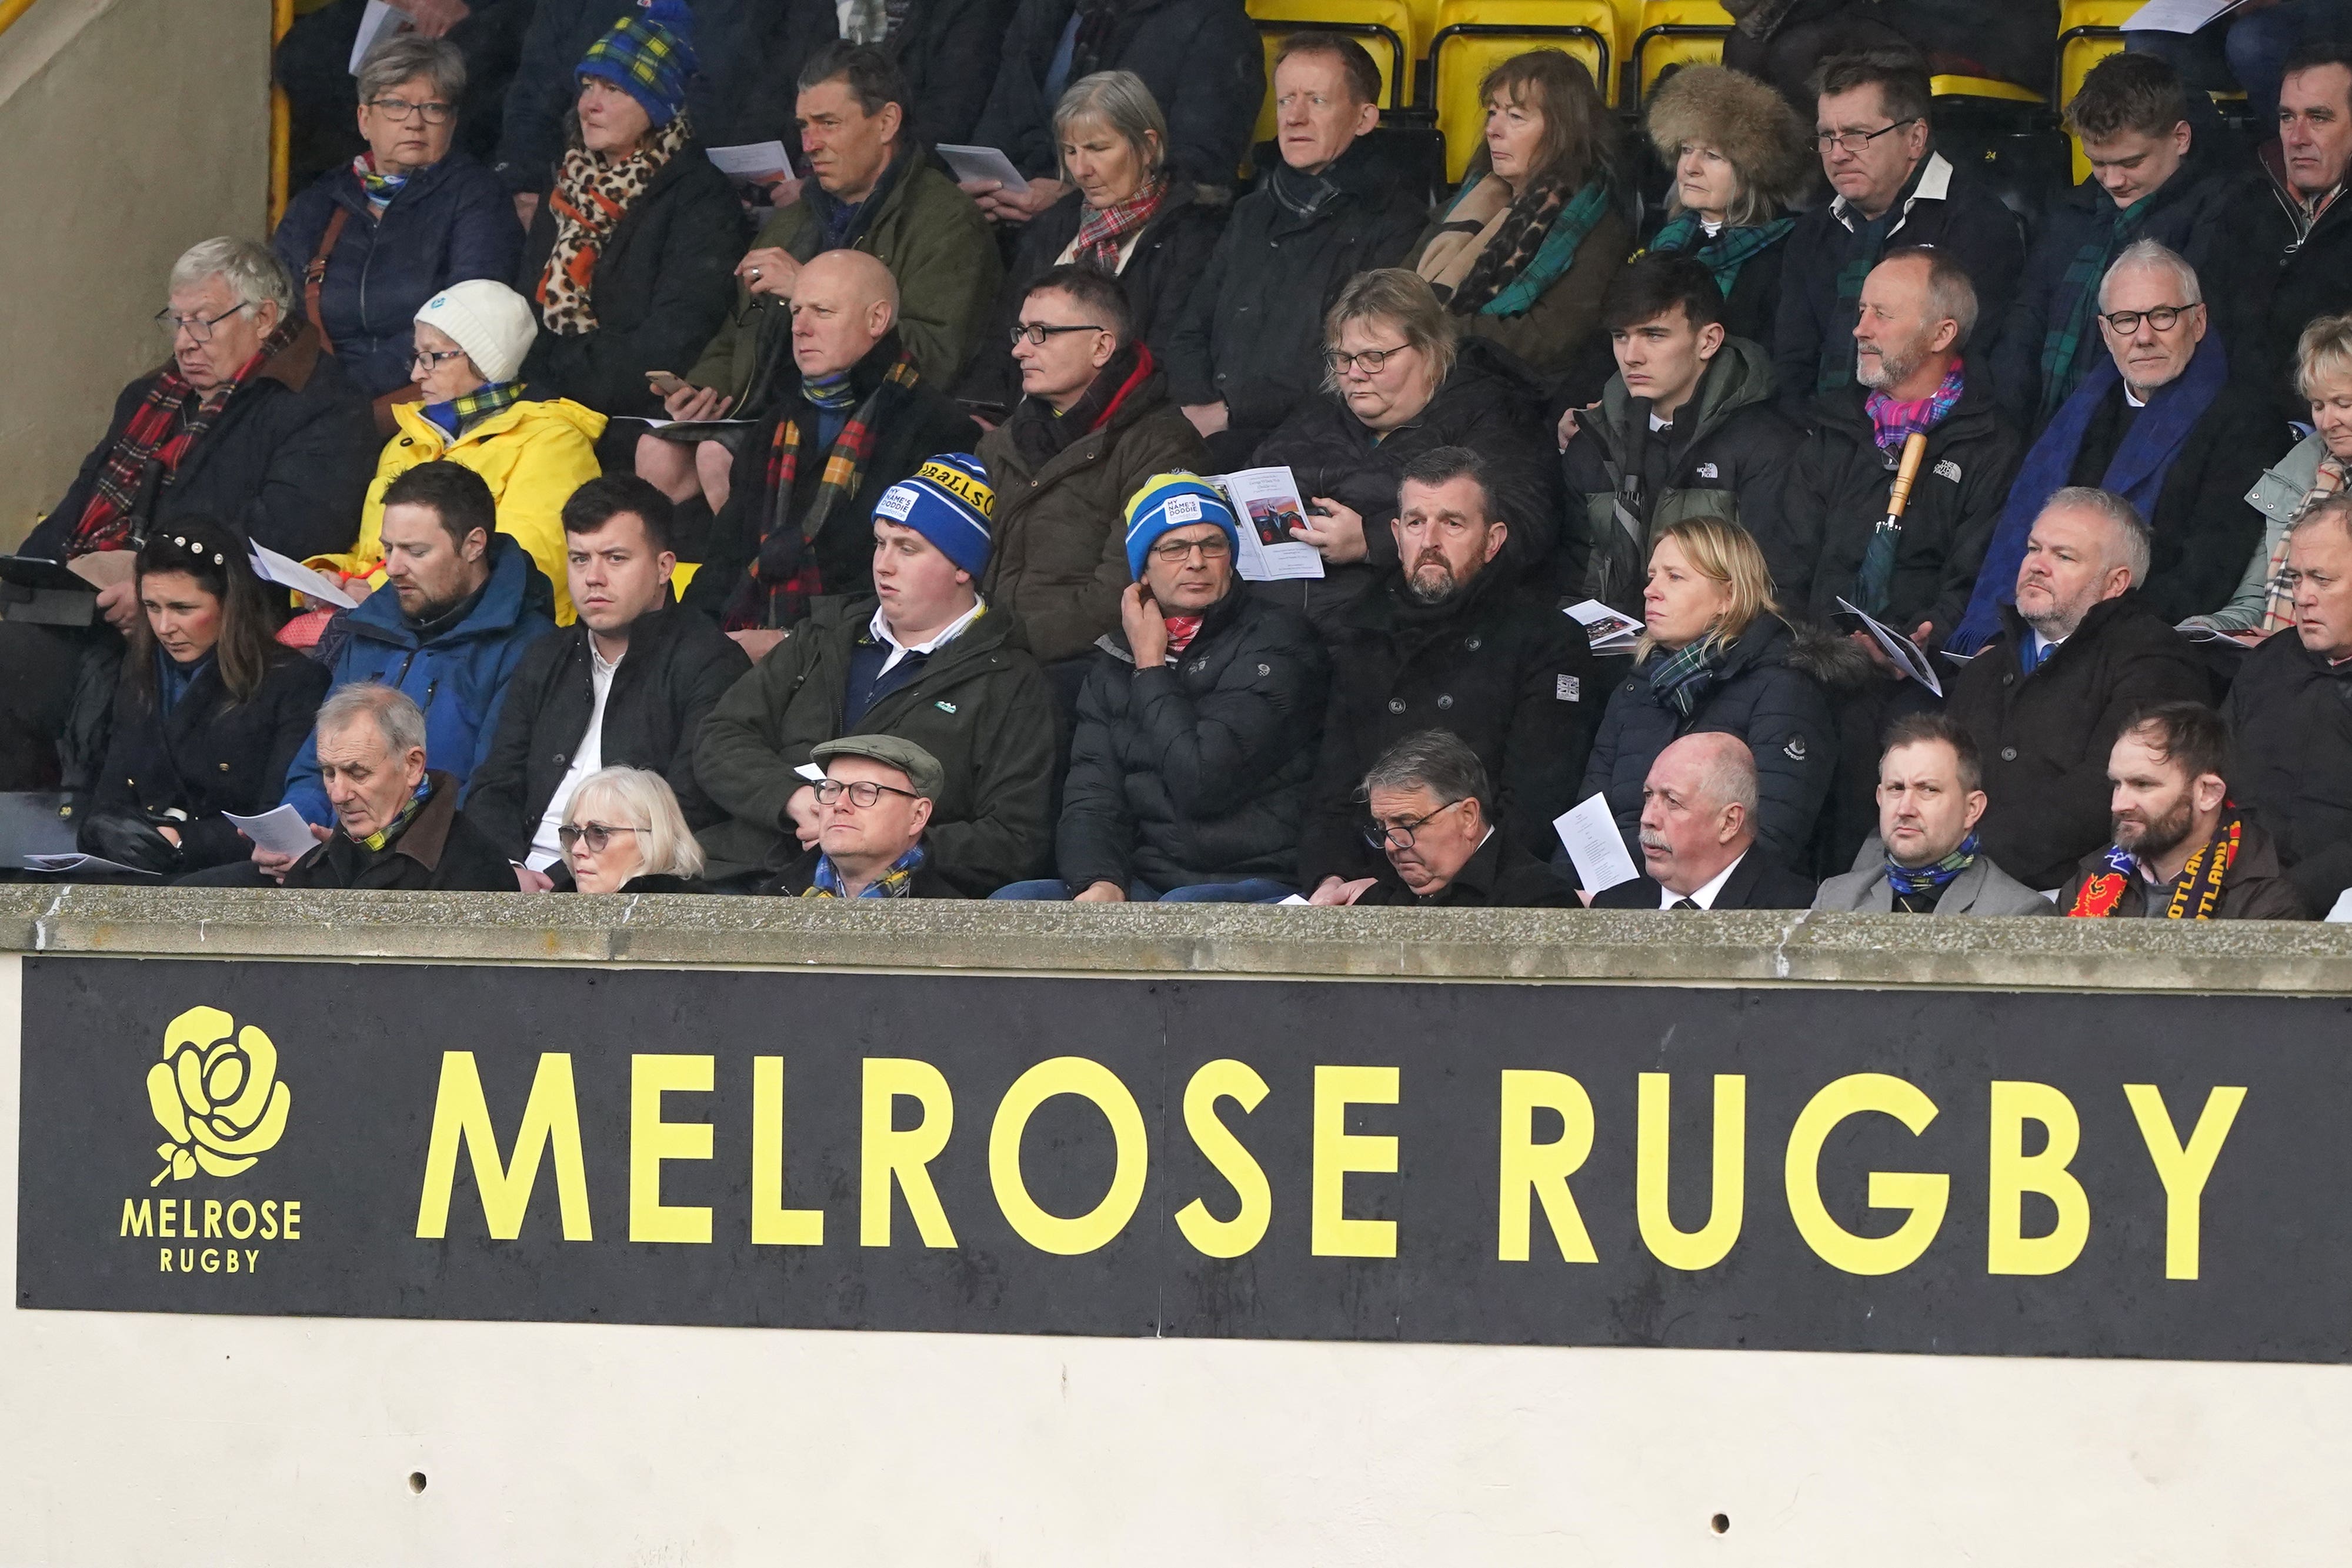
873,453,994,578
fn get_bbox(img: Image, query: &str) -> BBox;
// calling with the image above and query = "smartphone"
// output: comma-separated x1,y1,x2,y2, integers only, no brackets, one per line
645,371,689,399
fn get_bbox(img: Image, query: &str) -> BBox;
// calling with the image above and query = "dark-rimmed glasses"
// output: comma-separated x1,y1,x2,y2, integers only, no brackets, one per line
1814,118,1919,155
2098,303,2200,334
1010,322,1107,346
155,302,253,343
1325,343,1409,375
813,779,920,808
558,822,646,853
1361,796,1470,852
364,96,455,125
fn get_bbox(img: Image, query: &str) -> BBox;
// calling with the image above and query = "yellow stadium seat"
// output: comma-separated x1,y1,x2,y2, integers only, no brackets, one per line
1930,74,2046,105
1431,0,1619,180
2055,0,2140,181
1631,0,1731,104
1246,0,1417,152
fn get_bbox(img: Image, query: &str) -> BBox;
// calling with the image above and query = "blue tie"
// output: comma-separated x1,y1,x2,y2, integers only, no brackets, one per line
2018,636,2045,676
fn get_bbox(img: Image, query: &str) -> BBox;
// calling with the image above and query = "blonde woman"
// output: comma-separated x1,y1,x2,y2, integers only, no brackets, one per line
1576,517,1836,866
559,766,706,893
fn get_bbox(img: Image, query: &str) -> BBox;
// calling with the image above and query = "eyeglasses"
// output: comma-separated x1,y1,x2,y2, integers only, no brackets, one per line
1325,343,1410,375
1360,796,1470,851
412,348,469,370
155,301,253,343
1009,322,1107,346
1814,118,1920,155
813,778,922,808
558,822,646,853
1149,536,1232,564
364,96,455,125
2097,303,2200,334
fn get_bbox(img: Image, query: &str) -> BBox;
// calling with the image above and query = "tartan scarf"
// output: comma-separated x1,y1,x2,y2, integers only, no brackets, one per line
71,315,299,556
802,841,926,898
727,349,924,630
423,379,524,439
1423,174,1612,318
1885,830,1979,899
352,151,414,208
1072,174,1167,268
1646,633,1727,718
2034,191,2153,428
538,114,691,335
1866,358,1965,452
2261,456,2349,634
2068,816,2241,919
1817,178,1917,393
1648,212,1794,299
354,778,433,854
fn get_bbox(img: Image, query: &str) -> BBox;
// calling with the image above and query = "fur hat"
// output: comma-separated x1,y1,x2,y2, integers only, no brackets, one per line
1646,65,1815,216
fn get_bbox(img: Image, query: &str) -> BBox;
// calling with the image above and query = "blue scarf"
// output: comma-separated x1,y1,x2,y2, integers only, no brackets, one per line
1949,339,2228,652
806,842,925,898
1885,831,1979,899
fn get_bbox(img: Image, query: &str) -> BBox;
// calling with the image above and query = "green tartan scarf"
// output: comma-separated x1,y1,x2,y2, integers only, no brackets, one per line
2035,191,2154,427
1648,212,1795,299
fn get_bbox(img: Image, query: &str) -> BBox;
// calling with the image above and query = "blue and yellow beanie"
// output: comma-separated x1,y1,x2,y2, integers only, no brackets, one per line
1123,473,1240,581
578,0,698,128
873,453,995,578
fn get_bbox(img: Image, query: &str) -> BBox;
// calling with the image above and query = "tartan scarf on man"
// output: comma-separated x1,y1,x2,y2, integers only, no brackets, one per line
2034,192,2153,427
71,314,299,556
1072,174,1167,268
1866,358,1964,451
2068,815,2243,919
801,842,926,899
1885,830,1979,899
725,349,924,630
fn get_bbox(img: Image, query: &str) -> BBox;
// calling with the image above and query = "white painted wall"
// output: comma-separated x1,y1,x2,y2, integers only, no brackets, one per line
2,953,2347,1565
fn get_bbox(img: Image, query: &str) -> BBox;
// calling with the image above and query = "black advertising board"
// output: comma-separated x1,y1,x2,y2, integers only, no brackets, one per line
16,956,2350,1362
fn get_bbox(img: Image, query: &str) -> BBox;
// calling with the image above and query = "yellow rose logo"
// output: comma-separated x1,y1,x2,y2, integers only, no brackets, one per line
145,1006,292,1185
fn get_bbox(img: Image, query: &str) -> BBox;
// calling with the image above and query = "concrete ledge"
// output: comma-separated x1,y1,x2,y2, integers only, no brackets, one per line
4,884,2350,993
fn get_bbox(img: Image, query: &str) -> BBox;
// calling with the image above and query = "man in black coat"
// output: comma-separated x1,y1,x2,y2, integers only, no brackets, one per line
280,686,515,893
1942,491,2211,892
468,476,750,886
1590,732,1817,909
1302,447,1597,892
1166,34,1429,469
1319,729,1577,908
886,0,1020,150
1771,47,2024,418
1011,478,1329,901
1562,254,1801,614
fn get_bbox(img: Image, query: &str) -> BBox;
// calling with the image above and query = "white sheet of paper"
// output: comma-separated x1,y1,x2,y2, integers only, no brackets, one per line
2328,888,2352,923
348,0,408,74
1277,894,1312,906
1563,598,1642,648
635,416,759,429
936,145,1030,194
1211,467,1326,581
249,542,358,609
1554,793,1639,894
794,763,826,782
24,853,159,879
224,805,321,858
2125,0,2249,33
707,141,794,180
1836,596,1943,698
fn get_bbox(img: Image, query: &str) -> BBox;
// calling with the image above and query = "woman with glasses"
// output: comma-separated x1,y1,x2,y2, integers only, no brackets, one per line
1407,49,1632,387
1248,268,1561,639
558,766,708,893
272,35,522,426
300,279,605,636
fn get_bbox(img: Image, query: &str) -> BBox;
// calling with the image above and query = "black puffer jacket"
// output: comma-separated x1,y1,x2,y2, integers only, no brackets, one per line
1302,565,1598,885
1059,588,1329,891
958,184,1227,411
1943,594,2211,892
1771,373,2023,653
1577,613,1840,870
2223,625,2352,915
464,606,753,861
889,0,1022,149
1164,136,1431,454
1250,337,1563,638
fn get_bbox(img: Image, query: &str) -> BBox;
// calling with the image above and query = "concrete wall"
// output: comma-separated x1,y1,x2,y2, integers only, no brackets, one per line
0,0,271,545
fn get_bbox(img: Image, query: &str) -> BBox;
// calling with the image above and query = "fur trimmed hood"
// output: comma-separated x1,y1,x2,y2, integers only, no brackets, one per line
1646,65,1815,216
1784,618,1881,693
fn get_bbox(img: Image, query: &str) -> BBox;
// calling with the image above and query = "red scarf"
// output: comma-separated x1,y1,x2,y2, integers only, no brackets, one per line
1162,614,1203,658
1071,175,1167,269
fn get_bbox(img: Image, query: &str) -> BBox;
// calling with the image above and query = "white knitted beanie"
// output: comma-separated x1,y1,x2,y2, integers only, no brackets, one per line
413,279,538,385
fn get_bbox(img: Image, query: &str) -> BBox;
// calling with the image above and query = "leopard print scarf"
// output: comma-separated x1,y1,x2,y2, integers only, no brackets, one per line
536,114,693,336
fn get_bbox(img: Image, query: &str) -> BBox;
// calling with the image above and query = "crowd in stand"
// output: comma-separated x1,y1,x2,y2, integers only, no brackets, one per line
21,0,2352,924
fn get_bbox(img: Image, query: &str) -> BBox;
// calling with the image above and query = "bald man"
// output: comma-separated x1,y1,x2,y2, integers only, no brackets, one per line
680,249,982,655
1591,733,1818,909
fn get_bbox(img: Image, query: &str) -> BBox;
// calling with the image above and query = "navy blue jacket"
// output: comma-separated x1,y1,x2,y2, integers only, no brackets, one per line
282,533,557,825
272,154,524,399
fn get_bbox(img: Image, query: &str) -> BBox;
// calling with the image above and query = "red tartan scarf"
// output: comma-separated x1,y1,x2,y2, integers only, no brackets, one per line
725,349,925,630
1071,174,1167,268
71,316,298,556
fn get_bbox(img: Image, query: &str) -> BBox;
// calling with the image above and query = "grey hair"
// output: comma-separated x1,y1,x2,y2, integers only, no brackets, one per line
356,32,467,105
2291,491,2352,543
2042,485,2152,584
316,682,428,759
2099,237,2201,311
565,766,705,881
1053,71,1168,179
170,236,296,317
1362,728,1492,813
1879,245,1978,349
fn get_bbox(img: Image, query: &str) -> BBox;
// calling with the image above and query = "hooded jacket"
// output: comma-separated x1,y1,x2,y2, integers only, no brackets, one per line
2223,623,2352,916
325,393,608,626
1772,371,2023,652
1059,587,1329,892
686,149,1002,402
1165,136,1430,449
271,151,525,399
2210,145,2352,428
1577,613,1840,870
515,139,747,419
281,532,559,826
1562,336,1802,614
975,353,1212,666
1248,336,1564,637
34,321,377,565
1302,564,1599,886
2056,817,2308,922
1942,593,2211,892
692,595,1057,889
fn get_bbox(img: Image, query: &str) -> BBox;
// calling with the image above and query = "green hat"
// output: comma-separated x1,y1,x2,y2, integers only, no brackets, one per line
811,735,946,802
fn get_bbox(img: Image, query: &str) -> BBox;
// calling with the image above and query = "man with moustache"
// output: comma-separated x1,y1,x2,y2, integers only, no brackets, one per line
1812,712,2053,914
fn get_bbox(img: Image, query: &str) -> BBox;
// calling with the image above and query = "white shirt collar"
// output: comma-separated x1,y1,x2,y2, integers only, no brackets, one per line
1834,150,1953,231
2123,386,2148,409
870,596,985,674
1663,850,1746,910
